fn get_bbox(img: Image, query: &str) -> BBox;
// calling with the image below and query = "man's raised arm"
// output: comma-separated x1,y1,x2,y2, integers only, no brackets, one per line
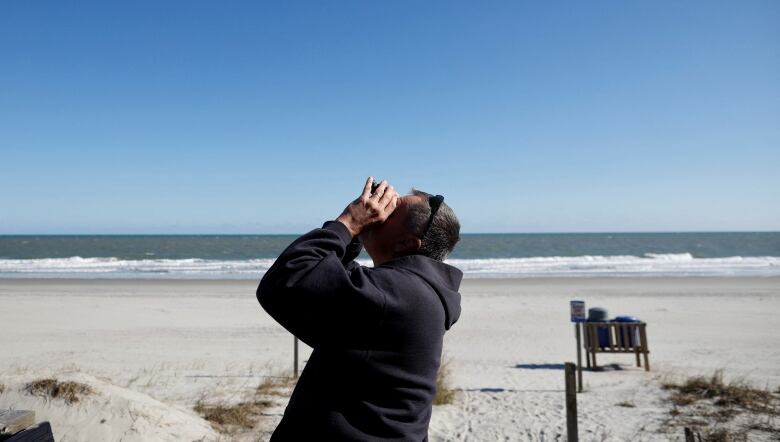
256,177,398,347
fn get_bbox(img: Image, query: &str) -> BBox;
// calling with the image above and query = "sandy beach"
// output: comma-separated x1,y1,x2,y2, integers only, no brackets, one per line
1,277,778,441
5,0,778,440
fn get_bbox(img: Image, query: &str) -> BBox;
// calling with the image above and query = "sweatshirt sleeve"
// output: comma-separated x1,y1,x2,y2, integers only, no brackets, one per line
342,231,363,265
256,220,385,348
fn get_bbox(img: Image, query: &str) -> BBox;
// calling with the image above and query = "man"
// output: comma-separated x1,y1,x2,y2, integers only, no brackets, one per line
256,176,462,441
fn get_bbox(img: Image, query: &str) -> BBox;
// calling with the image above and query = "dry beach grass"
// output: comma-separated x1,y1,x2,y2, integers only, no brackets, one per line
194,372,295,435
24,378,95,404
661,370,780,441
434,359,458,406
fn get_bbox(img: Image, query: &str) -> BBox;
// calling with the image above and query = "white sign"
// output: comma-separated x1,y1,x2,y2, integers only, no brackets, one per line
570,300,586,323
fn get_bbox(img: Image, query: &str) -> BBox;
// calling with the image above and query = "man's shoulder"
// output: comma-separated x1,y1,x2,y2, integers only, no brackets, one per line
361,256,447,301
359,259,423,285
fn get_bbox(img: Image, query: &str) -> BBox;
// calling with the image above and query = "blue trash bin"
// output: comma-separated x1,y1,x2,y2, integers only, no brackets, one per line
613,315,640,347
587,308,610,347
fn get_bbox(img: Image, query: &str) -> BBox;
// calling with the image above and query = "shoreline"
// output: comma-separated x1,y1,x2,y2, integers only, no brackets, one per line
1,275,778,283
2,276,778,300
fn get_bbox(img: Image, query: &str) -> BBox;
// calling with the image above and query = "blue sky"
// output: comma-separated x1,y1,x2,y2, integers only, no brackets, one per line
1,1,778,233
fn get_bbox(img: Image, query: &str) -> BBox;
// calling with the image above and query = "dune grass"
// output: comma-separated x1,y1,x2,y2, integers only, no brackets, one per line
433,359,458,406
662,370,780,440
196,360,458,433
255,374,295,397
698,427,748,442
25,378,95,404
662,370,777,414
194,373,296,435
193,398,274,432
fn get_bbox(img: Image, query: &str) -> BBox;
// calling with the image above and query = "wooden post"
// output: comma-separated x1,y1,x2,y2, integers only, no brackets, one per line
585,323,591,368
293,336,299,379
639,324,650,371
575,323,583,392
564,362,578,442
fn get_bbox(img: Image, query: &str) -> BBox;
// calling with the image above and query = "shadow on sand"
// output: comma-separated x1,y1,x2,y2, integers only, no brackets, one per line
514,363,626,372
514,363,566,370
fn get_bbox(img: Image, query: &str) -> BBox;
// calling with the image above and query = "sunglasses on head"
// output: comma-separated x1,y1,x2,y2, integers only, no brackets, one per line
420,194,444,239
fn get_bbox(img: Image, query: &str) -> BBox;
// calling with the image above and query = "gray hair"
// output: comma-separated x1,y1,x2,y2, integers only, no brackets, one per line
404,189,461,261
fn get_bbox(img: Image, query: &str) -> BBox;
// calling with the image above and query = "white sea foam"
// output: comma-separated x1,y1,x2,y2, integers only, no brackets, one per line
0,257,277,278
0,254,778,278
446,254,780,277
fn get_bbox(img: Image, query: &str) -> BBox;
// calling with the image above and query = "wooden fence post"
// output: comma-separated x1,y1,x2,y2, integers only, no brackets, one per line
293,336,299,379
575,323,583,392
565,362,578,442
684,427,701,442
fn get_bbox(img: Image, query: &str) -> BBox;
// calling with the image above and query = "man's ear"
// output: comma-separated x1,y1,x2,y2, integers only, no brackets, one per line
393,235,422,254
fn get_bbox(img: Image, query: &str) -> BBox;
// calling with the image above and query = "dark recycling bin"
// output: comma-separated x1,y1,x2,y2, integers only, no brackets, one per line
613,315,640,347
587,307,610,347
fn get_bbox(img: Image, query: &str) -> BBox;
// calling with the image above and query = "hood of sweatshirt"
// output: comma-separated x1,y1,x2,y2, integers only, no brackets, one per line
379,254,463,330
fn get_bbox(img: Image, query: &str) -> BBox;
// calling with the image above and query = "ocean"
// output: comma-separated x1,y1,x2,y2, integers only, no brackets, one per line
0,232,778,279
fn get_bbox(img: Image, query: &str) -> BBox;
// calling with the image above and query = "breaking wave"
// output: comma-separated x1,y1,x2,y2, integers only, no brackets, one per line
0,253,778,278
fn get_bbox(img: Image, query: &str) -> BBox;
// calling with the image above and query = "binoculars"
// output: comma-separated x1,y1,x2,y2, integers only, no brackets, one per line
371,180,382,195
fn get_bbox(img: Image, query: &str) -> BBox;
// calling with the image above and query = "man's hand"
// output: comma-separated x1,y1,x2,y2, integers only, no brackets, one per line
336,177,400,237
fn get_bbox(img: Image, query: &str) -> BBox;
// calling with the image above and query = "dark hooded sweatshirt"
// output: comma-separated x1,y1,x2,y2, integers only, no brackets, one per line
256,220,462,441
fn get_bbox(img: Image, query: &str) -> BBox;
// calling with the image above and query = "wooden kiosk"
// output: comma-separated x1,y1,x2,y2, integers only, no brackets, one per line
571,301,651,393
582,321,650,371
